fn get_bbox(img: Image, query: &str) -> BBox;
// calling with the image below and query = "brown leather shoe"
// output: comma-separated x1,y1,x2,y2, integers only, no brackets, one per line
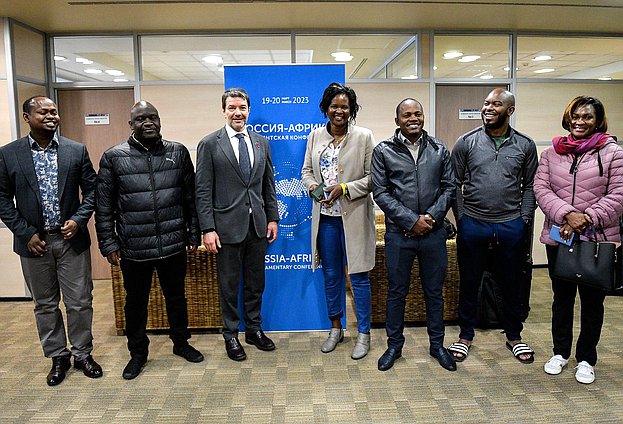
245,329,275,351
225,337,247,361
47,356,71,386
74,355,103,378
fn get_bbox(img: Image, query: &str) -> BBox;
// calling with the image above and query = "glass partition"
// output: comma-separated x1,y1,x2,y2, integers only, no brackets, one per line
141,35,292,81
13,24,45,82
517,36,623,80
295,34,415,80
53,36,135,83
434,34,510,80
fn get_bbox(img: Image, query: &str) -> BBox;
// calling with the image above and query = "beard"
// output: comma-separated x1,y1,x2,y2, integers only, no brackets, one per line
483,111,509,130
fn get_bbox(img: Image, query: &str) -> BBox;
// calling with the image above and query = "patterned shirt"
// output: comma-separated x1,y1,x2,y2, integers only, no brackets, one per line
29,134,62,229
319,140,342,216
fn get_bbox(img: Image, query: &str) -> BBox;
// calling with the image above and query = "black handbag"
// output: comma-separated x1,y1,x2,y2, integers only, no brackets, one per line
552,225,622,291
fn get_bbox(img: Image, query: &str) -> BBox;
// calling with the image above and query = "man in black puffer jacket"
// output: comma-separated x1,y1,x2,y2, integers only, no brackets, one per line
95,101,203,380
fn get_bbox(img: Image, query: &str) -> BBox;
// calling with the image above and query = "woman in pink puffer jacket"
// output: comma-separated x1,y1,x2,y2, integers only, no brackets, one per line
534,95,623,385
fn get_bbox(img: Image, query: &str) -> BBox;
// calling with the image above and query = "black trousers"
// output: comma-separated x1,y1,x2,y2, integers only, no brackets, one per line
384,228,448,350
120,251,190,359
546,245,606,366
216,219,268,340
456,216,527,341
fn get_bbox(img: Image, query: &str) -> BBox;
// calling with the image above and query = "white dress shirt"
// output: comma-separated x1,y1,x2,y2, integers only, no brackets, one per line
225,125,254,167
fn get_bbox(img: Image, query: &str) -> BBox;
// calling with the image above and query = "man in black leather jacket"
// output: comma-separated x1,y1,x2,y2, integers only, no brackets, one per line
371,98,456,372
95,101,203,379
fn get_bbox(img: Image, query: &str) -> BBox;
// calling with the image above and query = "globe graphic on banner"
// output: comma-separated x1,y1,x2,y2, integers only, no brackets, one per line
273,159,311,240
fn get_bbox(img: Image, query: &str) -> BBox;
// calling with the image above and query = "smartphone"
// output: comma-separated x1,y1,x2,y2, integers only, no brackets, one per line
549,225,574,246
310,183,326,202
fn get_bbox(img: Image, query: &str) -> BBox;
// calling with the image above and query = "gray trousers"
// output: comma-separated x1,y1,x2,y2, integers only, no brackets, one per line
20,234,94,360
216,221,267,340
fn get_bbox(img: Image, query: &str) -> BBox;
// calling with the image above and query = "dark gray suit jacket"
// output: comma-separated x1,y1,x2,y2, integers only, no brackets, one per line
195,127,279,244
0,135,96,257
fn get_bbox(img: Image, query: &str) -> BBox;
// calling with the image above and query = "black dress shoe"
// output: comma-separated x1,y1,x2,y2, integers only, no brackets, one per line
74,355,103,378
225,337,247,361
245,329,276,351
122,357,146,380
430,347,457,371
173,343,204,363
378,347,402,371
47,356,71,386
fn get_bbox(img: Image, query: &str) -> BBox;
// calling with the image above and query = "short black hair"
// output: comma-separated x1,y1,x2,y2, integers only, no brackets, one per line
562,95,608,133
22,95,48,114
222,88,250,110
395,98,423,118
319,82,360,122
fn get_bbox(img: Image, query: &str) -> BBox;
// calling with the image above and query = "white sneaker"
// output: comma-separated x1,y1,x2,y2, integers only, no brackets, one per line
575,361,595,384
544,355,568,375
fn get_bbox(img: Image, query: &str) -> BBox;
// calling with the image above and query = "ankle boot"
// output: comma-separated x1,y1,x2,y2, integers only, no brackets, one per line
351,332,371,360
321,328,344,353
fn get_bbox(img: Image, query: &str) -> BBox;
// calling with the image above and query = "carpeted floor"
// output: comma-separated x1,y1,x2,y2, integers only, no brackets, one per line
1,268,622,423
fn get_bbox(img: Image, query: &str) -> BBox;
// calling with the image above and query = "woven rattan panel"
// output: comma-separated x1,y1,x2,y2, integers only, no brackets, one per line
111,248,221,334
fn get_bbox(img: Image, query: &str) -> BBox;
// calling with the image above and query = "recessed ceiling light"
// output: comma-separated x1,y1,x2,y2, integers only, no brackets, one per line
202,55,223,65
105,70,125,76
534,68,555,74
401,74,418,80
433,66,438,70
443,51,463,59
480,75,494,80
84,68,102,74
533,55,552,61
598,76,612,81
53,55,66,61
113,78,129,83
503,66,510,71
76,57,93,65
331,51,353,62
458,55,480,63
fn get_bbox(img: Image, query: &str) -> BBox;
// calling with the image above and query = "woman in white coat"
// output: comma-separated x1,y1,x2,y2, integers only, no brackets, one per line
301,82,376,359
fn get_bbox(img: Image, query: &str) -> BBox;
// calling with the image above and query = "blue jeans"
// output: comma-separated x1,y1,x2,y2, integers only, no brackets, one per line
456,215,527,341
317,215,371,334
384,228,448,350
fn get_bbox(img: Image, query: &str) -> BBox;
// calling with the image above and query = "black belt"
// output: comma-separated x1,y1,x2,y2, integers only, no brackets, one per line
44,227,62,235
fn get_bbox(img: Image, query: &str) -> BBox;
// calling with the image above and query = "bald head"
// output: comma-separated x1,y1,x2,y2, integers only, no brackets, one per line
481,88,515,136
130,101,161,145
131,101,158,117
488,88,515,108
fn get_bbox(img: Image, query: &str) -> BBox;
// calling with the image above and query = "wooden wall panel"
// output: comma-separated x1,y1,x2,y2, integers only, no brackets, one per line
57,88,135,279
435,84,503,149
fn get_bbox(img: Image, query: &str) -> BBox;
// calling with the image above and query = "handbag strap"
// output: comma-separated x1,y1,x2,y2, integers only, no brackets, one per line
597,225,608,242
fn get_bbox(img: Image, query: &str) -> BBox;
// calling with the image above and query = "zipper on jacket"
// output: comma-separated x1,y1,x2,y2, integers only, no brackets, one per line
570,154,582,206
147,153,164,257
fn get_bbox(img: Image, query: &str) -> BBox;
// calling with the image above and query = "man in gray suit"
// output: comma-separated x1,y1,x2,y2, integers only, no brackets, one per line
196,88,279,361
0,96,101,386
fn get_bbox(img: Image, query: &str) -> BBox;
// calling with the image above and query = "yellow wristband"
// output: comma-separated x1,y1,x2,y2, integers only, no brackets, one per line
340,183,347,196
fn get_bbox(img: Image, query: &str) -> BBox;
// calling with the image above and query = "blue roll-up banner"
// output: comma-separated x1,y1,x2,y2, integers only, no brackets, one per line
225,64,345,331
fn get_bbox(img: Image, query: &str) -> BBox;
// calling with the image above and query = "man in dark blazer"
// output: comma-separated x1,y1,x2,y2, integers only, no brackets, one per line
0,96,101,386
196,88,279,361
